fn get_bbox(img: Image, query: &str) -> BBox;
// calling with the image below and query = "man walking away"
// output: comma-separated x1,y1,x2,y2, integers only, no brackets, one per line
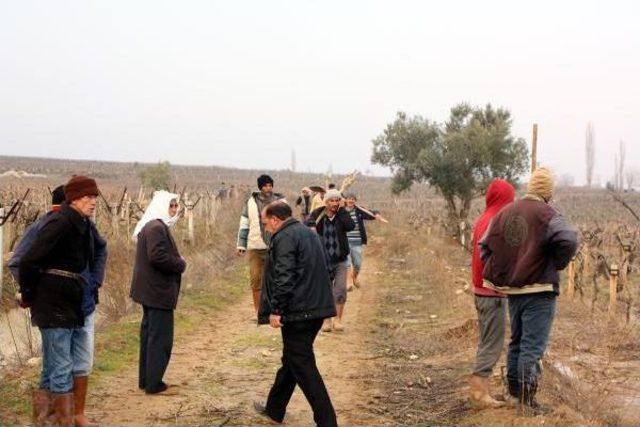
468,179,514,409
237,174,286,314
19,176,101,426
306,189,355,332
481,167,578,414
255,202,337,427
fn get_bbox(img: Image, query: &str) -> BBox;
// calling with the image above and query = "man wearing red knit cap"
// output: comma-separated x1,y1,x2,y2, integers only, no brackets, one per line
19,175,101,426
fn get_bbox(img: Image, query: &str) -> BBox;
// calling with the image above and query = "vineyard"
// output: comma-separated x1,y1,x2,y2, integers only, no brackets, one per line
0,156,639,425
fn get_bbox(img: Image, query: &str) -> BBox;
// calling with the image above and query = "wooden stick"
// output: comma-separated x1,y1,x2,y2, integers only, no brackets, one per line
356,205,389,224
609,264,619,314
567,259,575,300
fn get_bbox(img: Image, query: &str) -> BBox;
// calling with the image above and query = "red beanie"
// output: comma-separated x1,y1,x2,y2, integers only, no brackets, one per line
64,175,99,202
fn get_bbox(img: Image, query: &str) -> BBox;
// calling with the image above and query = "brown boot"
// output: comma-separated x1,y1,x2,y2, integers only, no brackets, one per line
73,376,95,427
32,388,52,426
50,392,75,427
469,375,504,409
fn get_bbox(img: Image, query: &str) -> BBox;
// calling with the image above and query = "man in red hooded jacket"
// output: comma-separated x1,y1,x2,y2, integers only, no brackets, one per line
469,179,515,408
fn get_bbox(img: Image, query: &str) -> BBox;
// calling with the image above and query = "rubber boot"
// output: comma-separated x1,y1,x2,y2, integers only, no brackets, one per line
469,375,504,409
73,376,94,427
50,392,74,427
520,382,551,416
504,377,521,407
32,388,52,427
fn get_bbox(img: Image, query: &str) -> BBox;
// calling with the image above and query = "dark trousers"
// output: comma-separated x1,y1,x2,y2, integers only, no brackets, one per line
266,319,337,427
138,305,174,393
507,293,556,399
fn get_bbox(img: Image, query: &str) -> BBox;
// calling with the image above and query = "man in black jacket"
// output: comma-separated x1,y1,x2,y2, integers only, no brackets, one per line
306,189,355,332
19,175,100,426
255,202,337,427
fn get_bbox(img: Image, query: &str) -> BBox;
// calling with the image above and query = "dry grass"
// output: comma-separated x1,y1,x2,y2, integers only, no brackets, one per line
368,205,640,426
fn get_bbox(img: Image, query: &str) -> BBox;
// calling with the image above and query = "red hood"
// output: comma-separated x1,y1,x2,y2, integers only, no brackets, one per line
471,179,515,296
484,179,515,214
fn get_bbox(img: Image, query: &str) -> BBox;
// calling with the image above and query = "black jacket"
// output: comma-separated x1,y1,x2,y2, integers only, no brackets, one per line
306,207,356,262
130,220,186,310
347,206,378,245
19,203,93,328
258,218,337,325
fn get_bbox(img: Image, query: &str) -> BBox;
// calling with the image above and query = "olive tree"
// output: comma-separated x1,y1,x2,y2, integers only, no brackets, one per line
372,103,529,223
138,161,172,190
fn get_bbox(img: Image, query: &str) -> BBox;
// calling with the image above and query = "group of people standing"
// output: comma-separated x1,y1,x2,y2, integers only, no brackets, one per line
8,166,574,426
10,172,383,427
469,167,578,415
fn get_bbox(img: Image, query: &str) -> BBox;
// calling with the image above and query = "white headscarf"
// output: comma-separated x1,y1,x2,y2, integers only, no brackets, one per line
132,190,181,241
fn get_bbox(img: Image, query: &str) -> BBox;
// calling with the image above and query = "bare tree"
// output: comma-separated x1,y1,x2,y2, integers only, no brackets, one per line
626,168,638,191
618,140,626,191
585,122,595,187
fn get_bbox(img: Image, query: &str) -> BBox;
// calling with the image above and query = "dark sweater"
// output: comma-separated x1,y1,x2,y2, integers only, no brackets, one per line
306,207,356,263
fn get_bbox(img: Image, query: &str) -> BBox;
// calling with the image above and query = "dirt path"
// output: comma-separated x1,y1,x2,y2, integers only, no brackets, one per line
87,260,386,426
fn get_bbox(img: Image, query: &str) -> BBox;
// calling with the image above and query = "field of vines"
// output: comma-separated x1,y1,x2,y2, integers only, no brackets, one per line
1,155,639,371
0,156,392,368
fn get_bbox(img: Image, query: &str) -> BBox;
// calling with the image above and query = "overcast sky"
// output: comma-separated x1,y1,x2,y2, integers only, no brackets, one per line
1,0,638,184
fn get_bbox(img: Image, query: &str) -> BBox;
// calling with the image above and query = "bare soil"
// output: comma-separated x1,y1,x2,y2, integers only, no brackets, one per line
85,262,386,426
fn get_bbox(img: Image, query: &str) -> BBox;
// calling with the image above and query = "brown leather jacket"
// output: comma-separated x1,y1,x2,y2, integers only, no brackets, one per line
480,195,578,295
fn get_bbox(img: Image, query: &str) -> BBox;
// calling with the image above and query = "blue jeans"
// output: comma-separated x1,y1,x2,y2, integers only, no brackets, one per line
347,244,364,274
507,293,556,395
40,313,95,393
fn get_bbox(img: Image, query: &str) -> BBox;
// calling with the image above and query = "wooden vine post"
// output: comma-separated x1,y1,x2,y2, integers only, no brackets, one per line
186,200,195,245
609,264,619,315
567,258,576,300
110,203,119,235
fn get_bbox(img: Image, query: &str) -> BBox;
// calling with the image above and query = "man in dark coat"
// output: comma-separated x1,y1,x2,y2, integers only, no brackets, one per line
10,184,107,427
306,189,355,332
481,167,578,414
255,202,337,427
19,176,100,426
130,190,186,395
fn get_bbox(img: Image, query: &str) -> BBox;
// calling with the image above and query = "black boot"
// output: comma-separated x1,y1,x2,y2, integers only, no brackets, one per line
520,382,551,416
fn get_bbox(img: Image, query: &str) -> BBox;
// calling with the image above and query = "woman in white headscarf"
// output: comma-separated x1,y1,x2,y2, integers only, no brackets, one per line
129,191,186,394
